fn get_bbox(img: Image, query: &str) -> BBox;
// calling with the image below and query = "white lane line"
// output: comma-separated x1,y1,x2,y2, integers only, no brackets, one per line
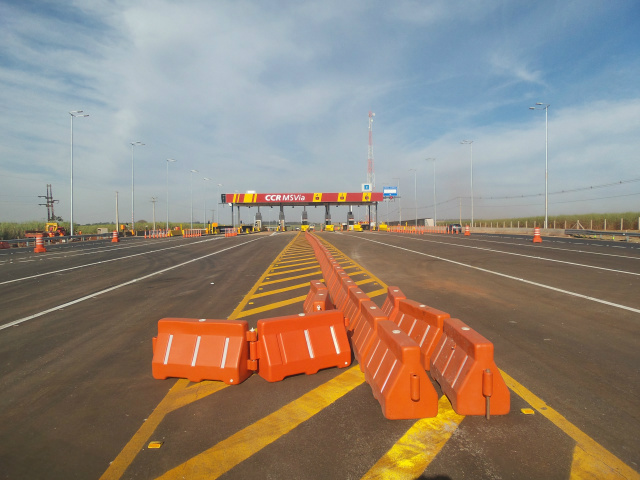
380,234,640,277
358,236,640,315
0,237,263,331
0,237,224,286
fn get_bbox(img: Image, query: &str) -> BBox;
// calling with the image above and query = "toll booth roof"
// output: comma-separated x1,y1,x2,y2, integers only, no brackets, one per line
222,192,383,207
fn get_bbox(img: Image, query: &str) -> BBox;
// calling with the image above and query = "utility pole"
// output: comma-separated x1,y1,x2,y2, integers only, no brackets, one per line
115,191,119,232
151,197,157,230
367,111,376,225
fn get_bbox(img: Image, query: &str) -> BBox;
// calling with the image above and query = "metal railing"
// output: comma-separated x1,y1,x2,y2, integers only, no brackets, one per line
565,229,640,239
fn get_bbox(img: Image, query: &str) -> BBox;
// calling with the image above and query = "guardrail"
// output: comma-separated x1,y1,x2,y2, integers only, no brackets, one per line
0,233,114,249
565,229,640,239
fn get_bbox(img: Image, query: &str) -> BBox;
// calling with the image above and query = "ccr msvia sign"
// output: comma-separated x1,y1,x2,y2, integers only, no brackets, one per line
264,194,307,202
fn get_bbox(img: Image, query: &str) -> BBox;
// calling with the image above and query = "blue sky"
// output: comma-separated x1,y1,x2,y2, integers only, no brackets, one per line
1,0,639,226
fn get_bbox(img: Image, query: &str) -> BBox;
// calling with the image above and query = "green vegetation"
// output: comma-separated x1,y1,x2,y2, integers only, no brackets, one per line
473,212,640,230
0,221,189,240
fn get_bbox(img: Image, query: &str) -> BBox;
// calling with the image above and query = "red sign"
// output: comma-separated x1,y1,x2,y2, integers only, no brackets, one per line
223,192,383,205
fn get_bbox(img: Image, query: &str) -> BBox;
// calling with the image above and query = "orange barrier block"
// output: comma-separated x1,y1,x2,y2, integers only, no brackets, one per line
388,299,448,370
533,227,542,243
256,310,351,382
332,274,357,312
430,317,510,416
351,300,388,366
362,320,438,419
343,287,372,331
152,318,252,384
381,286,406,318
303,280,333,314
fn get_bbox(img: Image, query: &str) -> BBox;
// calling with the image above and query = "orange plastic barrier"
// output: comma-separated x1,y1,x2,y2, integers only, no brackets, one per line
362,320,438,419
303,280,333,313
430,317,510,416
465,225,470,236
350,300,388,366
388,299,448,370
342,287,372,331
381,286,406,318
111,230,119,243
152,318,252,384
256,310,351,382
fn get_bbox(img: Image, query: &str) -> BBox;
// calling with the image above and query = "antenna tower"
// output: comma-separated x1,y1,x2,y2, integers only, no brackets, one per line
367,111,375,189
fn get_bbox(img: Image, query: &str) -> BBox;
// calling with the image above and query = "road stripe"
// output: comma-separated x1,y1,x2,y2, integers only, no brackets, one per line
361,395,464,479
1,238,265,330
260,270,322,286
250,282,311,299
357,236,640,314
502,370,640,479
265,265,320,276
269,259,317,270
156,366,366,480
236,295,308,318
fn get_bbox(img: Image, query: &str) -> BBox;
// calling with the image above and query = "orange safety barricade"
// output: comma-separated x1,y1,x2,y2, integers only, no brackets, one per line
430,317,510,416
388,299,448,370
381,286,406,318
34,233,47,253
303,280,333,314
152,318,252,385
111,230,119,243
533,227,542,243
362,320,438,419
465,225,470,236
256,310,351,382
342,287,372,331
332,274,357,312
350,300,388,366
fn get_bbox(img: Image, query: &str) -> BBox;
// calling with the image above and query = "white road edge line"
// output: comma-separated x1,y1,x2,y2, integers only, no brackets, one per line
0,237,263,331
358,236,640,315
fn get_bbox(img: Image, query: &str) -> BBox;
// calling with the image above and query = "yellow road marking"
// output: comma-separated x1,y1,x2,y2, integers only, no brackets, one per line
250,282,311,299
269,259,318,270
156,366,366,480
99,380,227,480
260,270,322,286
361,396,464,480
265,265,319,276
502,370,639,480
366,288,387,298
236,295,308,318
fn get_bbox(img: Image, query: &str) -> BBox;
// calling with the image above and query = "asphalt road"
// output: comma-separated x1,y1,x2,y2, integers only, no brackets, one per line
0,231,638,479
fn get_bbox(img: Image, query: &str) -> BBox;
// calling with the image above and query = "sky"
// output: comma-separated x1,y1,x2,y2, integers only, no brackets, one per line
1,0,639,226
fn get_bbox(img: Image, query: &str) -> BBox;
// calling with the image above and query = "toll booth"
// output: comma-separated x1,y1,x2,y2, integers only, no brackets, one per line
254,210,262,231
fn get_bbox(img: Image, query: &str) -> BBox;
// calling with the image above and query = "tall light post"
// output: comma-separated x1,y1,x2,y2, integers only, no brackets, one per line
130,141,144,234
69,110,88,236
203,177,211,227
461,140,473,226
529,103,550,229
166,158,176,231
190,169,198,230
426,158,436,225
409,168,417,227
392,177,401,224
217,183,223,224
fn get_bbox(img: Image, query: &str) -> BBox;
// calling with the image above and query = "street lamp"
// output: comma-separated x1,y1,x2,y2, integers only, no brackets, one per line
426,158,436,225
217,183,223,224
203,177,211,227
392,177,401,224
166,158,176,231
409,168,417,227
461,140,473,226
529,103,550,229
190,169,198,230
130,141,145,234
69,110,89,236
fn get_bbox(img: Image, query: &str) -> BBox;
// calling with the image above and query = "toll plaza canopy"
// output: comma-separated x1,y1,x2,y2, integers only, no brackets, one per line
222,192,384,206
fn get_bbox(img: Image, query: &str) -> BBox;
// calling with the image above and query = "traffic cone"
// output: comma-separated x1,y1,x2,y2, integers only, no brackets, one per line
533,227,542,243
34,233,47,253
111,230,119,243
465,225,470,236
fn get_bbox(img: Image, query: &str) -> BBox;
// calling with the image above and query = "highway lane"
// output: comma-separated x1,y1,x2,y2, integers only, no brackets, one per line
1,230,638,479
322,231,640,473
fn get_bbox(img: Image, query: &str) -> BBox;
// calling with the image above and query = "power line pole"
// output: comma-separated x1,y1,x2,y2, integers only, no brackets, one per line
151,197,157,231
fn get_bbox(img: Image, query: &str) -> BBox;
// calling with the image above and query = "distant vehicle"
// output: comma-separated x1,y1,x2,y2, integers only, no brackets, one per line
24,222,68,238
447,223,463,234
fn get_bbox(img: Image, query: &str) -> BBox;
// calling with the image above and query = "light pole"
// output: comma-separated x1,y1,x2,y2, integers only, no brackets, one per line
130,141,144,234
461,140,473,226
203,177,211,228
392,177,401,224
190,169,198,230
529,103,550,229
69,110,88,236
409,169,417,227
426,158,436,225
166,158,176,231
217,183,223,224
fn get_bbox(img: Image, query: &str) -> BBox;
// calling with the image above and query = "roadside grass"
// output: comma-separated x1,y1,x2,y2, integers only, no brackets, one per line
475,212,640,230
0,221,188,240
